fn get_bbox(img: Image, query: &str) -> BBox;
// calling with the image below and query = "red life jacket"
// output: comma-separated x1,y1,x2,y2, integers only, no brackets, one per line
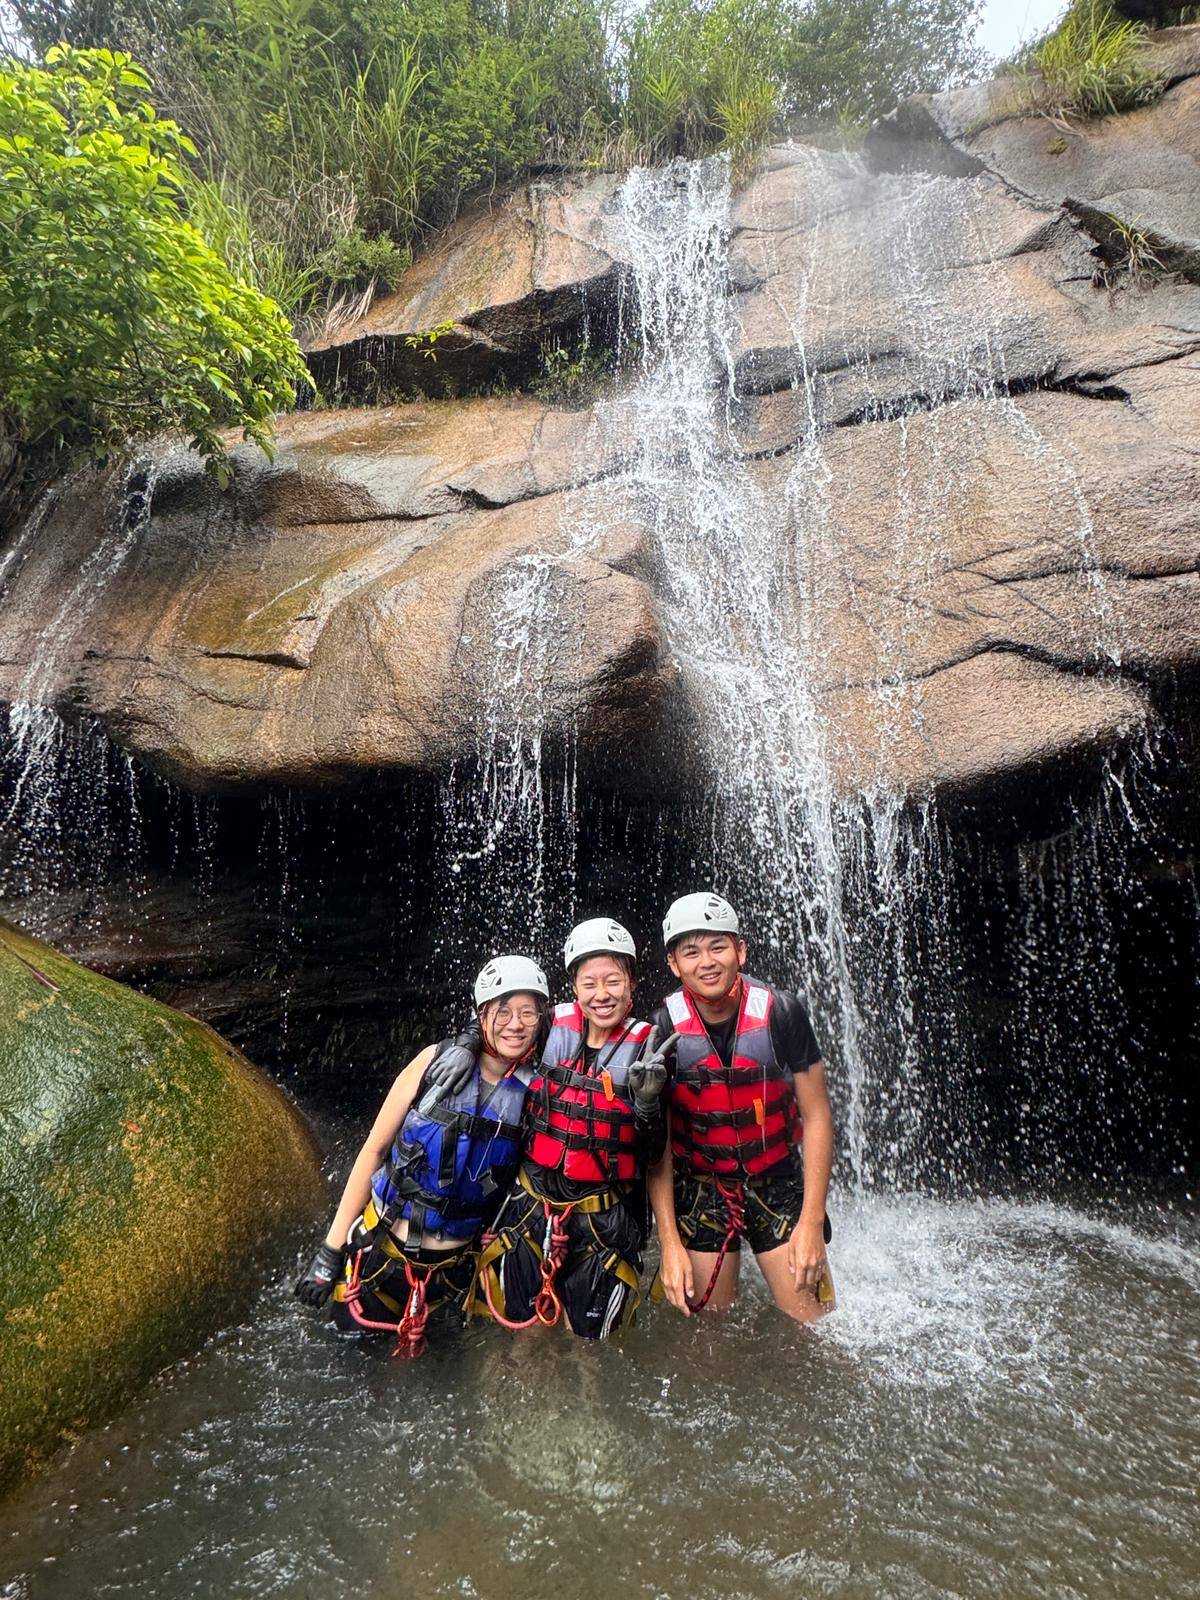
665,977,798,1179
525,1003,653,1185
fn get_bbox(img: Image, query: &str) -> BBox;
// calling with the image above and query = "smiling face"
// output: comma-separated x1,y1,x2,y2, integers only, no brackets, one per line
480,991,543,1066
667,931,747,1009
572,954,634,1043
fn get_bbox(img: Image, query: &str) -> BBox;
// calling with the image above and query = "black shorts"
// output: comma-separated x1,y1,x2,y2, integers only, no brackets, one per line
329,1212,475,1333
478,1179,642,1341
675,1156,832,1257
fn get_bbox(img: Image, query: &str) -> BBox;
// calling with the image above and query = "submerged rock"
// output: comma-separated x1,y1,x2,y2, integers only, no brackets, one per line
0,921,323,1490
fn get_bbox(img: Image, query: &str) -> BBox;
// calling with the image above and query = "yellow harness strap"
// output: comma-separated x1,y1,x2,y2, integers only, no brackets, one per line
517,1167,621,1214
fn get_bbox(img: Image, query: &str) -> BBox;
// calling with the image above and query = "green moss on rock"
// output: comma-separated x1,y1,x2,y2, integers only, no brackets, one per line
0,920,324,1491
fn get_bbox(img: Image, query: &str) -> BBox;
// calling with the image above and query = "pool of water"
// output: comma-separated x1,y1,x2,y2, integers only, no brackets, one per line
2,1192,1196,1600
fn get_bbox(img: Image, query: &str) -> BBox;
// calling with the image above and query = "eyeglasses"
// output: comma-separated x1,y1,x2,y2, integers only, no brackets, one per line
493,1006,541,1027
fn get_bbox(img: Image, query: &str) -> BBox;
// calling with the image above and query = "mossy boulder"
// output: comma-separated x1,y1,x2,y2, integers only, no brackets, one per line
0,920,324,1491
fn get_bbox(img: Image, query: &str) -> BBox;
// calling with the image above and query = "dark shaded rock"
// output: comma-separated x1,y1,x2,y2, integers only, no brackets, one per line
304,174,629,398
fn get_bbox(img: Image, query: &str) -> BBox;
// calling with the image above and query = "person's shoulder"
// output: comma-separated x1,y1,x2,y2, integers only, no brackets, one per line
755,982,821,1068
763,984,810,1021
649,999,673,1033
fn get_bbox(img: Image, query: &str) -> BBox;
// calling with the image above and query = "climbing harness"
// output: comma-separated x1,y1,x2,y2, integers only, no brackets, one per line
342,1248,437,1358
473,1168,638,1332
479,1198,577,1330
687,1178,747,1311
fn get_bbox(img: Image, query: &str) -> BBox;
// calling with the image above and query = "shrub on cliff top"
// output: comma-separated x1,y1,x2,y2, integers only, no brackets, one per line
10,0,984,320
0,46,309,479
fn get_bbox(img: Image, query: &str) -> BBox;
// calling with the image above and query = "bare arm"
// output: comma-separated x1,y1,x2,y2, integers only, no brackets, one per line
788,1060,834,1290
323,1045,436,1248
648,1110,693,1315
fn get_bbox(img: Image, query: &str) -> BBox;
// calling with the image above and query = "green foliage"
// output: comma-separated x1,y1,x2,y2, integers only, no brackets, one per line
9,0,984,320
0,46,309,479
1091,211,1169,287
404,318,460,361
1025,0,1165,121
527,337,612,404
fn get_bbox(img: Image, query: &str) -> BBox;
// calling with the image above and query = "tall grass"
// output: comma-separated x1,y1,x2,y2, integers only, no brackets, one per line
9,0,985,318
1026,0,1166,121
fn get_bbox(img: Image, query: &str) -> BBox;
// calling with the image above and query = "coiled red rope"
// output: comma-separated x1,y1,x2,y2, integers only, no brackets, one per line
480,1201,575,1330
688,1179,746,1311
343,1250,434,1358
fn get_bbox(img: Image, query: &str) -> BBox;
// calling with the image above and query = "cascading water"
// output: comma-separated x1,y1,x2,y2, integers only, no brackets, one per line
0,457,159,919
554,151,1183,1194
1,147,1197,1600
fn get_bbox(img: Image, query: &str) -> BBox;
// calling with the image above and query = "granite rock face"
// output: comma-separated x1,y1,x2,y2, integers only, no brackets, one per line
5,42,1200,806
0,400,670,791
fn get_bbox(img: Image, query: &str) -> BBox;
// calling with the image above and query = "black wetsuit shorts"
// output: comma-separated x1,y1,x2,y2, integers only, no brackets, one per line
674,1152,832,1256
481,1177,643,1340
329,1211,475,1333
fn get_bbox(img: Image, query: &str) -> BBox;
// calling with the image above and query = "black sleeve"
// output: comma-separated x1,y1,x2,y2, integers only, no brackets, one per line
634,1107,668,1166
770,990,822,1075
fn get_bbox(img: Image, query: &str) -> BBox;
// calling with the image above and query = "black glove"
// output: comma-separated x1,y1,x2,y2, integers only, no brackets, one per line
294,1241,345,1308
415,1021,483,1115
628,1025,678,1120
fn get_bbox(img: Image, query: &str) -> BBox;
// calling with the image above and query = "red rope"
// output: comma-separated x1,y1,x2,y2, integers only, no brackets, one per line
342,1249,435,1358
687,1180,745,1312
481,1201,576,1330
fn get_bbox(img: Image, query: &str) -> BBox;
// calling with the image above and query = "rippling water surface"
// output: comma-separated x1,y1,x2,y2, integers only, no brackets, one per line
3,1191,1196,1600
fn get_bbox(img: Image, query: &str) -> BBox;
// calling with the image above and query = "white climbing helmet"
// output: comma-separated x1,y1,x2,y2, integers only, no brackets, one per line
473,955,549,1010
662,891,740,948
563,917,637,973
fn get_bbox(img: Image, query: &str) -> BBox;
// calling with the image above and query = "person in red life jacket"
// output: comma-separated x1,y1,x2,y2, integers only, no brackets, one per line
474,917,675,1340
293,956,549,1354
647,892,836,1323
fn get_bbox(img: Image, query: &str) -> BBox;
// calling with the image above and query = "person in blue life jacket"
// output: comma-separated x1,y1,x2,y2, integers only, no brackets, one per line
433,918,678,1340
293,955,550,1355
646,892,836,1324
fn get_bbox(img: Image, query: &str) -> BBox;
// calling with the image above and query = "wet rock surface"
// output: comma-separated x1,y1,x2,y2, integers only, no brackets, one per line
0,920,323,1490
5,52,1200,806
0,400,671,792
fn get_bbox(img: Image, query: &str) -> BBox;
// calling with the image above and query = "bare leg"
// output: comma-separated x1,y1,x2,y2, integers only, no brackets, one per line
685,1245,741,1312
755,1240,835,1324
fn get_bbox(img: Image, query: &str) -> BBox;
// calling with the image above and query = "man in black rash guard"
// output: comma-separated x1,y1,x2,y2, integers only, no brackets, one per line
647,891,836,1323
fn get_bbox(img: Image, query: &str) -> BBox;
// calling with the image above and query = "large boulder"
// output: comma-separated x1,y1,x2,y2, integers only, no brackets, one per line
724,141,1200,797
0,921,323,1489
0,399,672,792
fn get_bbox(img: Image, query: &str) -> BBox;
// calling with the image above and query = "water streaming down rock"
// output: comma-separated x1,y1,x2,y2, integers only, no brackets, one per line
0,459,159,913
437,550,580,960
552,150,1186,1190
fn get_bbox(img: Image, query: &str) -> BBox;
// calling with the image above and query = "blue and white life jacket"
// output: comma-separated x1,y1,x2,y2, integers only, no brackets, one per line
370,1043,529,1252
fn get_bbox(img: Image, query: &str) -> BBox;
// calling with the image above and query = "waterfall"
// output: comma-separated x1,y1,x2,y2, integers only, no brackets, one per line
0,457,158,914
545,150,1181,1191
0,149,1188,1190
